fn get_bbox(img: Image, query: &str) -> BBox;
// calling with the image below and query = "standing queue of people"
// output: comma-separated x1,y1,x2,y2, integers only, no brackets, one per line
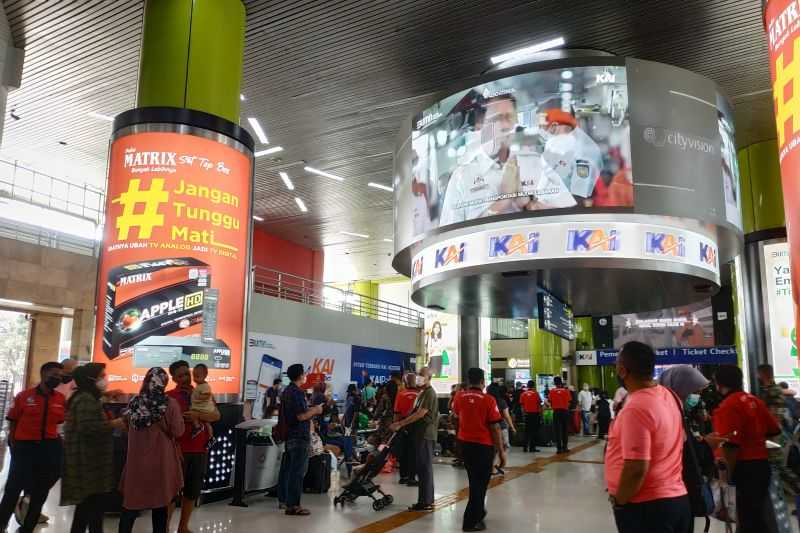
0,359,219,533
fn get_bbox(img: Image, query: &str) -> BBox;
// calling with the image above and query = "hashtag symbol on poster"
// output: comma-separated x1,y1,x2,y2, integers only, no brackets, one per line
112,178,169,240
773,38,800,148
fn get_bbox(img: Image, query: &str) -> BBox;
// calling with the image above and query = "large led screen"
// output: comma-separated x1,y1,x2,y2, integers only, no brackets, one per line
612,299,714,349
762,242,797,389
401,65,632,240
422,310,460,395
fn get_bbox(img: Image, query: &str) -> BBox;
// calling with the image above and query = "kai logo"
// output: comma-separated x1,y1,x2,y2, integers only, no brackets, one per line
310,358,335,375
435,243,465,268
412,257,424,278
566,229,620,252
645,233,686,257
489,232,540,258
700,243,717,265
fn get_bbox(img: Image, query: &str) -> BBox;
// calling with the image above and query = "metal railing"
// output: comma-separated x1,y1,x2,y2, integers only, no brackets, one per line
252,266,423,328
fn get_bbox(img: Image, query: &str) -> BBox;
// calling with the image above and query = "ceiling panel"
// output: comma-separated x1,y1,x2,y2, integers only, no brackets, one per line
0,0,777,281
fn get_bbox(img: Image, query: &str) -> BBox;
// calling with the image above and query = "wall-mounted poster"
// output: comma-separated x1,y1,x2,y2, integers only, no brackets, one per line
423,311,460,394
762,241,798,391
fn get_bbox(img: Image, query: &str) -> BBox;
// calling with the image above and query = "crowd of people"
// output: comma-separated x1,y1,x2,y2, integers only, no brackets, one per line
1,347,797,533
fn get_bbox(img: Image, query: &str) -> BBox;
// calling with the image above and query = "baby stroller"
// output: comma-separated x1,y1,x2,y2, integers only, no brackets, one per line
333,433,396,511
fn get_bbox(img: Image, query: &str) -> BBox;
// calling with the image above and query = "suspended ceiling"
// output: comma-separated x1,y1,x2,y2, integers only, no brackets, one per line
0,0,777,282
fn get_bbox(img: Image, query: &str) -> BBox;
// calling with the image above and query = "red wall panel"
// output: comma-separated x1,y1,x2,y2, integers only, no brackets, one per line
251,228,323,281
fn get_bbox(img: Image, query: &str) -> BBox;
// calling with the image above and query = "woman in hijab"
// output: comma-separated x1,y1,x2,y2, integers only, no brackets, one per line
118,367,184,533
62,363,123,533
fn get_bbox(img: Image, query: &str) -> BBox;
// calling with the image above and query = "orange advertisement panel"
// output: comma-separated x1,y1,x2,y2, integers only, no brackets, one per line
93,131,252,394
767,0,800,376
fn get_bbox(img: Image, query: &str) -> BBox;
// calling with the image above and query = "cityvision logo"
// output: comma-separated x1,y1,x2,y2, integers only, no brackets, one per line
488,232,540,258
412,257,424,278
435,242,465,268
645,232,685,257
566,229,620,252
643,127,715,154
699,242,717,266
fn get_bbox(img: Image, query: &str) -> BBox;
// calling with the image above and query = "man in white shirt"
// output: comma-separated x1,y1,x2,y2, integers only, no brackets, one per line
577,383,594,436
439,94,519,226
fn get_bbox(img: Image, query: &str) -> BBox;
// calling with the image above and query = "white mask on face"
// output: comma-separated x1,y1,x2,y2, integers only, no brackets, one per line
543,130,577,182
95,378,108,391
415,375,426,387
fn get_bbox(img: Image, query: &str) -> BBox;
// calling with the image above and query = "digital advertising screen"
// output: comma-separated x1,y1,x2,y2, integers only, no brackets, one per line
401,65,632,241
718,95,742,230
423,310,460,394
93,131,252,394
612,299,714,350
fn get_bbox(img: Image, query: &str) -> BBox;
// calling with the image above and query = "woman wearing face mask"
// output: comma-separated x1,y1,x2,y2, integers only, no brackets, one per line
118,367,185,533
61,363,124,533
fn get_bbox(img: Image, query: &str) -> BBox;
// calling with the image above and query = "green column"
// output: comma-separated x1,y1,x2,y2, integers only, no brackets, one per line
738,141,786,233
574,317,601,388
137,0,245,123
351,281,379,319
528,320,562,377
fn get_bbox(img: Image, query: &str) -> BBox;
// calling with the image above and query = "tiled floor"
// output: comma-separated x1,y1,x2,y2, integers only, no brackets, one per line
3,436,798,532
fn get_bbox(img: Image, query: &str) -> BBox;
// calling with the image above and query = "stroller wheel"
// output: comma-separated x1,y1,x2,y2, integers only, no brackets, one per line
383,495,394,505
373,500,384,511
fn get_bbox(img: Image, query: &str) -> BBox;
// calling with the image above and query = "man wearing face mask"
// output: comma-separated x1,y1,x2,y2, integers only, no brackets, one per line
518,109,603,211
439,93,520,226
605,342,690,533
0,362,65,533
390,367,439,511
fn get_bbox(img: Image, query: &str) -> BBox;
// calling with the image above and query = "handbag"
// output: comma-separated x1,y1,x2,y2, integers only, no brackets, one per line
710,477,736,532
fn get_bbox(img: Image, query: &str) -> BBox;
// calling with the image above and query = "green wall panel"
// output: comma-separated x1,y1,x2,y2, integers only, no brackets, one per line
738,140,786,233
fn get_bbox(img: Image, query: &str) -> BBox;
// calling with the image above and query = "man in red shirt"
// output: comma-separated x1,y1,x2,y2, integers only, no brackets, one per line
711,365,780,533
605,341,689,533
394,373,420,485
0,362,65,533
452,368,506,532
520,380,542,453
167,361,220,533
548,377,572,453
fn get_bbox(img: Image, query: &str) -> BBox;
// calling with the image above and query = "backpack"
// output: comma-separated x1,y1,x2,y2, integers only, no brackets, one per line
667,390,715,526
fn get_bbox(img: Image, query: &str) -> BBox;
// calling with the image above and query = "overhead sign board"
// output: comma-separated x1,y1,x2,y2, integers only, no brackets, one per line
538,290,575,340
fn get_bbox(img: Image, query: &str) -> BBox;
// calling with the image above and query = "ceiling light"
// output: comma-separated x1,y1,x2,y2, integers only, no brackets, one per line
490,36,565,65
254,146,283,157
295,197,308,212
87,111,114,122
368,182,393,192
383,238,393,243
279,171,295,190
253,215,264,222
0,298,33,306
561,70,574,80
240,94,246,101
305,166,344,181
340,231,369,239
247,117,269,144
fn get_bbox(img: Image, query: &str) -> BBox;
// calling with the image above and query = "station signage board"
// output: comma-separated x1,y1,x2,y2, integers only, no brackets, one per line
538,290,575,340
762,241,798,389
93,131,252,393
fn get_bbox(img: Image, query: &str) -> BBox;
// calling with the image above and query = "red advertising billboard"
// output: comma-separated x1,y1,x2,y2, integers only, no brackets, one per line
93,130,252,394
766,0,800,367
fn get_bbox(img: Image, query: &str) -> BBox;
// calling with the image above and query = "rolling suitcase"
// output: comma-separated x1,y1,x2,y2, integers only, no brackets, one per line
303,452,332,493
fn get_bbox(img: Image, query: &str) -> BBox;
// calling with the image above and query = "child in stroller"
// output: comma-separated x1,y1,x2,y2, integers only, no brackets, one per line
333,433,396,511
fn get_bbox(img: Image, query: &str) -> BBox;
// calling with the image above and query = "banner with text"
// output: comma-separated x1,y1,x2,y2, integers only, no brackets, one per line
762,241,798,390
587,345,738,366
350,346,408,386
766,0,800,361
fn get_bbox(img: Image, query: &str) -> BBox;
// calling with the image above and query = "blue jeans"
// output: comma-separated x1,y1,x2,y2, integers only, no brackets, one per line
277,439,310,508
582,410,591,435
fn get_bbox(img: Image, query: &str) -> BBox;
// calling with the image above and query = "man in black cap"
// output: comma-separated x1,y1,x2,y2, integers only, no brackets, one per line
277,363,323,516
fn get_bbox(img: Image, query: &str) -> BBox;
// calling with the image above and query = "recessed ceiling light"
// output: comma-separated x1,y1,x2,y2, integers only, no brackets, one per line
382,238,393,243
368,182,393,192
253,215,264,222
279,171,295,191
254,146,283,157
247,117,269,144
240,94,246,101
561,70,574,80
490,36,565,65
87,111,114,122
305,166,344,181
340,231,369,239
0,298,33,306
295,197,308,212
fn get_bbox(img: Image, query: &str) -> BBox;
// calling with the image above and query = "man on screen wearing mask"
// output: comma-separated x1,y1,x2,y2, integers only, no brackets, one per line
517,109,603,211
439,93,520,226
0,362,65,533
390,367,439,512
